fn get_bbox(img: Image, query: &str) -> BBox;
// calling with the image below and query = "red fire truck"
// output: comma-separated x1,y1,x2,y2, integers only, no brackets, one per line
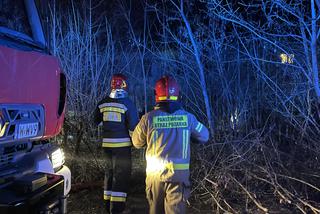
0,0,71,213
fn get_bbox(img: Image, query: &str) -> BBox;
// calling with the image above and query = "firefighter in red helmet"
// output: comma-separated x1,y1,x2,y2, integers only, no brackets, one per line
132,76,209,214
94,74,139,213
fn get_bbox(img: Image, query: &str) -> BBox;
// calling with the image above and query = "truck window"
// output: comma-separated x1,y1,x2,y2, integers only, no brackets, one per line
0,0,32,37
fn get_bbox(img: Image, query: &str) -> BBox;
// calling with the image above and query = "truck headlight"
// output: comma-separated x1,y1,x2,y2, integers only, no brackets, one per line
0,109,9,138
50,148,65,170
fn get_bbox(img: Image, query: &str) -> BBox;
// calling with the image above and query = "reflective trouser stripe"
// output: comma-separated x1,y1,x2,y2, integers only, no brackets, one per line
110,196,126,202
103,138,131,142
111,192,127,202
104,190,112,195
104,191,127,201
104,190,112,201
102,142,131,147
112,191,127,197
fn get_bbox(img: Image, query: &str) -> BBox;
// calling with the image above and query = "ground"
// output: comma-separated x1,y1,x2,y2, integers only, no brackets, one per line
65,150,296,213
68,166,149,214
68,187,210,214
68,188,149,214
67,165,208,214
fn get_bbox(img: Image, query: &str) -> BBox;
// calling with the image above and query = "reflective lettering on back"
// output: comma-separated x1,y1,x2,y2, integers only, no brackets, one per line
153,115,188,129
103,112,122,122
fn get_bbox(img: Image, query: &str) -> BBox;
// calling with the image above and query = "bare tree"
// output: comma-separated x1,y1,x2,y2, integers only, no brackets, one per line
170,0,214,135
50,0,115,154
47,0,320,212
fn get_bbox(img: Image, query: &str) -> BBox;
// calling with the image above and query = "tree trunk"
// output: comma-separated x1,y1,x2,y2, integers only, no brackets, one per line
179,2,214,135
311,0,320,101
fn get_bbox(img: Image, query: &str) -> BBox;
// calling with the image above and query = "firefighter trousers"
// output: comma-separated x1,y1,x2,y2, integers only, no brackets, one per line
103,147,131,214
146,176,190,214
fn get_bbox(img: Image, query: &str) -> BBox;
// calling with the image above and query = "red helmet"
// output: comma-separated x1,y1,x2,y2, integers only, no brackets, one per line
111,74,128,90
155,76,180,102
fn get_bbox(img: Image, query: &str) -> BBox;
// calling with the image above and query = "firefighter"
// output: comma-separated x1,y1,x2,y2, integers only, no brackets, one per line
132,76,209,214
94,74,139,214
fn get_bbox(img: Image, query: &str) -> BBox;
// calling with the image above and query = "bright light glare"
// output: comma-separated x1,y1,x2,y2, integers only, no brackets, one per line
280,53,294,64
146,156,168,173
51,148,65,169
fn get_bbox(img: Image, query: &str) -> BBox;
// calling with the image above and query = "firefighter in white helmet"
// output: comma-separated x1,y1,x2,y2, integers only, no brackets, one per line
132,76,209,214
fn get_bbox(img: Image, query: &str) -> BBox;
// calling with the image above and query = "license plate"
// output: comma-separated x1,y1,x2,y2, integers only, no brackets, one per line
15,122,39,139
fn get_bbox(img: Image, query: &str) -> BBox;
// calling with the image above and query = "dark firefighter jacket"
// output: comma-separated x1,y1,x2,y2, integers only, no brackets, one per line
132,102,209,183
95,96,139,148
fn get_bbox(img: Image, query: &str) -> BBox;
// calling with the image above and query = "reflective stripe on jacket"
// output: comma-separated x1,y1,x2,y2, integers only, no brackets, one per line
132,108,209,182
95,96,139,148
